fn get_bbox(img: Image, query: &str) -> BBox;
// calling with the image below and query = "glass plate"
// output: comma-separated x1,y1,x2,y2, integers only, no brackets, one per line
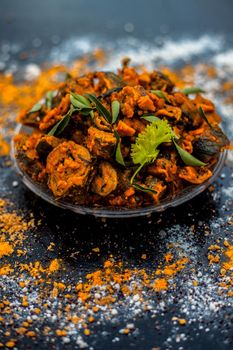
11,124,227,218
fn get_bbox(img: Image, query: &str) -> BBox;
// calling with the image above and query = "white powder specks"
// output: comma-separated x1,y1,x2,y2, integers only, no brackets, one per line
214,49,233,69
48,34,223,69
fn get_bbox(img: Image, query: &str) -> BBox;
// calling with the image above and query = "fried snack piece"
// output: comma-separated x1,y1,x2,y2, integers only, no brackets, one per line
178,166,212,184
18,108,44,128
115,120,136,137
192,126,229,162
148,154,178,182
36,135,61,163
91,162,118,197
14,132,44,181
39,93,71,131
145,177,167,204
46,141,92,197
87,127,116,159
150,71,174,92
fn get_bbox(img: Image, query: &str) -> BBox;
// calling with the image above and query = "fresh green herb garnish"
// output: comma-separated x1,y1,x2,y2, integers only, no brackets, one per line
173,139,206,166
70,92,92,108
85,93,111,123
150,90,170,103
199,106,213,129
70,92,94,118
132,183,157,194
111,100,120,124
28,103,41,113
114,130,125,166
48,107,74,136
141,115,160,123
182,86,205,95
130,119,174,183
45,91,53,110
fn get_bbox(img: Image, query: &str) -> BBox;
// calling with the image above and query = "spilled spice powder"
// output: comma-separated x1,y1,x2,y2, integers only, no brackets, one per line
0,136,10,157
48,258,60,273
0,241,13,259
223,245,233,271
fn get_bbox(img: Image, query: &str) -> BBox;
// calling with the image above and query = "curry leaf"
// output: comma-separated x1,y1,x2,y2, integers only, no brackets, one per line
85,93,111,123
199,106,213,129
150,90,170,103
80,107,95,116
70,92,94,118
70,95,87,109
141,115,160,123
182,86,205,95
45,91,53,109
47,108,74,136
28,103,41,113
132,183,157,194
70,97,93,111
173,139,206,166
111,100,120,124
70,92,92,107
114,130,125,166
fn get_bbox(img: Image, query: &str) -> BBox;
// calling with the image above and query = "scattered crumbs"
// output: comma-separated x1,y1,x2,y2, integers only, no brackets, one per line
92,247,100,253
47,242,55,251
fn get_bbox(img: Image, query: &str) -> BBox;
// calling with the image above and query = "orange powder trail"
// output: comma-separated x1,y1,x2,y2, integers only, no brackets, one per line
0,241,14,259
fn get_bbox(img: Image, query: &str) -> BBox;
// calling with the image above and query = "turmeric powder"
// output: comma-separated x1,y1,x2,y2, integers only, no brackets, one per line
0,241,13,259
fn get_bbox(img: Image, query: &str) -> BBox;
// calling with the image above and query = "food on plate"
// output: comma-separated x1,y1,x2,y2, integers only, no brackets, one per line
14,61,229,208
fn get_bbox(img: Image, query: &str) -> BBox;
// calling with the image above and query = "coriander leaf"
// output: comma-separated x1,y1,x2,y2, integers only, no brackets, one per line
150,90,170,103
173,139,206,166
28,103,41,113
182,86,205,95
132,183,157,194
85,93,111,123
199,106,213,129
45,91,53,109
47,108,73,136
131,119,174,165
111,100,120,124
114,130,125,166
141,115,160,123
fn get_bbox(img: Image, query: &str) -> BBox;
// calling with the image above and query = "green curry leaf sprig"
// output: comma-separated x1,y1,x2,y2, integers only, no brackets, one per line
150,90,170,103
48,107,74,136
173,139,206,166
114,130,125,166
48,92,94,136
28,103,41,114
70,92,94,118
47,92,121,136
182,86,205,95
85,93,120,124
